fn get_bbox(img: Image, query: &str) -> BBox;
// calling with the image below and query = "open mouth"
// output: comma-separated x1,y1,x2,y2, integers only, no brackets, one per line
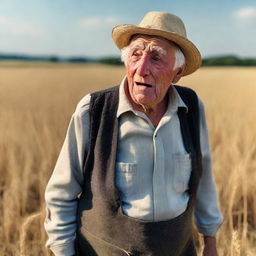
135,82,153,88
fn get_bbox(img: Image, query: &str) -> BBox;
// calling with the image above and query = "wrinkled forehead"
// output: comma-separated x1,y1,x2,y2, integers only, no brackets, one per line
129,34,177,54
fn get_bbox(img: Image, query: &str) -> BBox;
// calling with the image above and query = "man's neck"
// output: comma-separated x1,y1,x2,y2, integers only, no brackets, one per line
130,95,169,127
143,97,169,127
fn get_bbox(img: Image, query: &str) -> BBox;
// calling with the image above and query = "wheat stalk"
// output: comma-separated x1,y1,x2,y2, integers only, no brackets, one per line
20,212,42,256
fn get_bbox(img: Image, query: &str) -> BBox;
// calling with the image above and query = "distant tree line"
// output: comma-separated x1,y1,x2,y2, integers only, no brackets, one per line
0,54,92,63
0,54,255,66
202,55,256,66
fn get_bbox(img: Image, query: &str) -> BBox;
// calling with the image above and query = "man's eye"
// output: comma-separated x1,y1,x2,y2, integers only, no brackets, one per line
132,51,139,57
152,55,160,61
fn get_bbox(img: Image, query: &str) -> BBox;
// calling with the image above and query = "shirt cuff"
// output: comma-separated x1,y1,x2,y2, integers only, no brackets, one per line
197,222,223,237
49,241,75,256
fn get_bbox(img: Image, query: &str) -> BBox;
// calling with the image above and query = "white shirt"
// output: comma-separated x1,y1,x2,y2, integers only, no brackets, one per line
44,78,222,256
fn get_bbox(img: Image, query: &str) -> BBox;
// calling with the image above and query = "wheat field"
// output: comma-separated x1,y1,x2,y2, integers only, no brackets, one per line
0,63,255,256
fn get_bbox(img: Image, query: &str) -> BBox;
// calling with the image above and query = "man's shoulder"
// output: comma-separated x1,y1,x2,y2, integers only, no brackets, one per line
74,85,120,117
174,84,199,109
89,85,120,112
174,85,197,97
174,85,206,120
74,94,91,118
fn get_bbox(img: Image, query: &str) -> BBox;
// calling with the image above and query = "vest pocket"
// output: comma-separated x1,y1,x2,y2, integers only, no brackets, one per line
172,153,192,193
82,228,131,256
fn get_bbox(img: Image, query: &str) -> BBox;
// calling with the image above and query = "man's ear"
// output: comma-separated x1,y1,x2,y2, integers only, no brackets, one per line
172,65,185,84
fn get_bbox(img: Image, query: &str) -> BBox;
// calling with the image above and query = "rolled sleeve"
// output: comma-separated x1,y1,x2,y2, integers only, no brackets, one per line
49,242,76,256
194,98,223,236
44,94,91,255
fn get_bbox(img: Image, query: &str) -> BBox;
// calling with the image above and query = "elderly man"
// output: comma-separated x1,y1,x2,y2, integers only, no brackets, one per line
45,12,222,256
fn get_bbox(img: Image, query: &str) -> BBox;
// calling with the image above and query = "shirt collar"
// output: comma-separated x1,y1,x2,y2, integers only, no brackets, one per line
117,77,188,117
117,77,134,117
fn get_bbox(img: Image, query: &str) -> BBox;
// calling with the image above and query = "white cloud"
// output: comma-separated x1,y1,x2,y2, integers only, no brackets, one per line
235,7,256,19
79,17,101,28
0,16,45,37
79,16,118,29
105,17,118,24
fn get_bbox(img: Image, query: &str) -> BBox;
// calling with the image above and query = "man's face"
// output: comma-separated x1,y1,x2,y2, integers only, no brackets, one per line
126,36,183,111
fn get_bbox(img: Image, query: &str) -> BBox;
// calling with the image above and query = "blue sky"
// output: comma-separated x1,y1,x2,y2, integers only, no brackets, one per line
0,0,255,58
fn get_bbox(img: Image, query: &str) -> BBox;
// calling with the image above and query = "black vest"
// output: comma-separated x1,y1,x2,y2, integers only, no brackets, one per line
76,85,202,256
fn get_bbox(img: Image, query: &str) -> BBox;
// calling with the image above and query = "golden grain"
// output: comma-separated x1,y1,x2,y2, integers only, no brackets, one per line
0,64,255,255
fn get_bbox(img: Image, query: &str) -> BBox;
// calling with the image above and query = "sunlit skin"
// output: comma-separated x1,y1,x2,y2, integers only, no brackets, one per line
125,35,185,126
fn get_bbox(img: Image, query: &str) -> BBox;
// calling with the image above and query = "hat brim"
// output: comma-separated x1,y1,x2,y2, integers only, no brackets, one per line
112,24,201,76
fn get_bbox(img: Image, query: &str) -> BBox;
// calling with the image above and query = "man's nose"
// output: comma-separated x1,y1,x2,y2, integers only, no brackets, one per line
136,55,150,77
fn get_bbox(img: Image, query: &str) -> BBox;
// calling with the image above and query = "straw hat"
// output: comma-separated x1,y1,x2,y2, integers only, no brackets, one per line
112,11,201,76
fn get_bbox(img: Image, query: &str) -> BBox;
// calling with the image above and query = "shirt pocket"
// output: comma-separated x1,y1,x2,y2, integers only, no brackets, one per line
115,162,137,197
172,153,192,193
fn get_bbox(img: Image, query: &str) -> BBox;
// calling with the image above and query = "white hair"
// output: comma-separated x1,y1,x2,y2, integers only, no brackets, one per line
120,40,185,70
173,47,185,69
120,45,131,64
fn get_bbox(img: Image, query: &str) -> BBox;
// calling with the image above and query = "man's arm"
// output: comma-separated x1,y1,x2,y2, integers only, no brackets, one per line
44,94,91,256
203,236,218,256
194,98,223,255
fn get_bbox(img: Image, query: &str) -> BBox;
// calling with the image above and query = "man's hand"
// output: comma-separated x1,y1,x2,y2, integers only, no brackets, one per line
202,236,218,256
